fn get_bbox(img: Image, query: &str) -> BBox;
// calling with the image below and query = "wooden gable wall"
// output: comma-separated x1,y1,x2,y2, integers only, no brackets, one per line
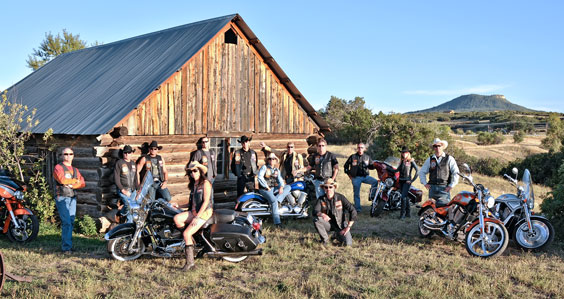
118,22,319,136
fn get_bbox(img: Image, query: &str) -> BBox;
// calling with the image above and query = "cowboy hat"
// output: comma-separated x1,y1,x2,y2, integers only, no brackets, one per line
186,161,208,175
237,135,252,143
122,145,135,154
266,152,279,161
430,138,448,149
320,178,338,189
149,140,163,150
399,146,410,153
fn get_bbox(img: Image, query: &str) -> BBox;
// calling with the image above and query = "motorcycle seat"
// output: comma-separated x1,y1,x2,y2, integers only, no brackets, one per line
202,209,237,229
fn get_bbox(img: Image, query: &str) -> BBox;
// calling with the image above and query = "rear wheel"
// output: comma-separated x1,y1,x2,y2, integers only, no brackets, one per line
370,198,386,217
465,220,508,258
107,235,145,261
240,200,265,211
6,214,39,243
418,207,435,238
513,218,554,251
222,255,248,263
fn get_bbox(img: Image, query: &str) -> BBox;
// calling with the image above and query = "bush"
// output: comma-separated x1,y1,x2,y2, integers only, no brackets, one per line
503,151,564,187
513,131,525,143
477,131,505,145
465,130,473,135
455,128,464,135
75,215,98,236
541,162,564,240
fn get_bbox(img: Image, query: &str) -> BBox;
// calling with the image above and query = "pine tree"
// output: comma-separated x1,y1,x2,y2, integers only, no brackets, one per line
26,29,87,70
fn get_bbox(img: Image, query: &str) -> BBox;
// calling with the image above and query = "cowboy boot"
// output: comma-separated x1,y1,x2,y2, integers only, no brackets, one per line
181,245,195,271
405,197,411,218
399,198,406,219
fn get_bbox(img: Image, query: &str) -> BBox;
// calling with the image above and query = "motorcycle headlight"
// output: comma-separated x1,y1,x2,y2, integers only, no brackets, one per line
385,178,394,188
14,191,24,200
528,196,534,210
486,195,495,209
131,209,140,222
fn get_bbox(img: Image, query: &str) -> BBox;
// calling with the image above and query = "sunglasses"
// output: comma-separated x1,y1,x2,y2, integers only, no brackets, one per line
317,144,326,147
287,146,294,148
63,153,74,156
433,145,441,148
322,186,335,190
124,152,133,155
189,169,199,174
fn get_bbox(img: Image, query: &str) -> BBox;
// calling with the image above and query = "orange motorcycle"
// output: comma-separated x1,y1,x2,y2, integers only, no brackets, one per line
418,164,508,258
0,170,39,243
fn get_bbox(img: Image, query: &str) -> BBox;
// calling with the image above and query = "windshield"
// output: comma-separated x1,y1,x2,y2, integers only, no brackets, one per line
522,169,534,201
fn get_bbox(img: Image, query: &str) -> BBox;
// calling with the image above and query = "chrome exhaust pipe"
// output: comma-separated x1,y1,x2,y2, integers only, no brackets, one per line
205,249,263,257
423,219,447,230
241,207,269,212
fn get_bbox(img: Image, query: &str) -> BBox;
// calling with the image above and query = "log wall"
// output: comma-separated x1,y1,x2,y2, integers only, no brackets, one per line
117,26,319,136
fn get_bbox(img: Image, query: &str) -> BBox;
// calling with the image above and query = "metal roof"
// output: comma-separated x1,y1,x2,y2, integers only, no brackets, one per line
6,14,330,135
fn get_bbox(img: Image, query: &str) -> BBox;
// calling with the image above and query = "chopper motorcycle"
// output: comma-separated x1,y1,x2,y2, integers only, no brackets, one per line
105,172,265,262
418,164,509,258
0,170,39,243
493,168,554,251
369,160,422,217
235,174,316,220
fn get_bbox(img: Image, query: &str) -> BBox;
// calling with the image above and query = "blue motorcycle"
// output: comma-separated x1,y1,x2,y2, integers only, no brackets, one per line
235,175,316,220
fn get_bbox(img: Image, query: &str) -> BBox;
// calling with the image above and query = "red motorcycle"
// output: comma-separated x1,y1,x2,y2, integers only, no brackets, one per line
0,170,39,243
369,160,422,217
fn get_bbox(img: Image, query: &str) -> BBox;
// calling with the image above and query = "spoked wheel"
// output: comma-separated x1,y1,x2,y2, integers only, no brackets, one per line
222,255,248,263
370,198,385,217
513,218,554,251
6,214,39,243
418,207,435,238
465,220,508,258
0,251,5,292
107,235,145,261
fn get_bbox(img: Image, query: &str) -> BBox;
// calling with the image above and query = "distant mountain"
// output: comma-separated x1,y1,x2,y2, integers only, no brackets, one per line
408,94,535,113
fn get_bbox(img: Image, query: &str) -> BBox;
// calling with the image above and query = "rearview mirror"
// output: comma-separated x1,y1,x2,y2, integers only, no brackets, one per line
512,167,518,175
462,163,472,175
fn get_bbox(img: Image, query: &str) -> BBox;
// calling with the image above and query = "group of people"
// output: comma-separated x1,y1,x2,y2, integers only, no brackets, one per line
52,135,459,267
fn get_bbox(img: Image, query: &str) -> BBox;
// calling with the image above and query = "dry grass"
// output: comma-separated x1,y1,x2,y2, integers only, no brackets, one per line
0,145,562,298
453,135,547,162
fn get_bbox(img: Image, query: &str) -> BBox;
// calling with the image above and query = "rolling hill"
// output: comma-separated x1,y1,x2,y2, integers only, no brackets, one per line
408,94,535,113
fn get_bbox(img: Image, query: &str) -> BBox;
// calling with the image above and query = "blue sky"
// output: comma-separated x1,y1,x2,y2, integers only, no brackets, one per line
1,0,562,113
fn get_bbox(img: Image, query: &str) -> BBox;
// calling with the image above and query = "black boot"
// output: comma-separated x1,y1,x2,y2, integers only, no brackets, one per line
405,198,411,218
399,198,406,219
181,245,195,271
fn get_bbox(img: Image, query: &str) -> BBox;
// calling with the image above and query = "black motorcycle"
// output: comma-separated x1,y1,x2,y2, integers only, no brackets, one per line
105,172,265,262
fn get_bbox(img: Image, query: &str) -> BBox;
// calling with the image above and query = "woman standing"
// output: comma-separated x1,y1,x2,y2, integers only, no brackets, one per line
396,147,419,219
173,161,213,270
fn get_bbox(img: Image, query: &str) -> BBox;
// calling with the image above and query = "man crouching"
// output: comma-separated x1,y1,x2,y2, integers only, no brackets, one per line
313,178,357,246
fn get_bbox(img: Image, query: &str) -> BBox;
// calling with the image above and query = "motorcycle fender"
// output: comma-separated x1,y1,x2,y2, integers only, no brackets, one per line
464,218,504,233
2,208,33,233
236,193,267,204
104,223,136,241
417,201,435,215
512,215,549,231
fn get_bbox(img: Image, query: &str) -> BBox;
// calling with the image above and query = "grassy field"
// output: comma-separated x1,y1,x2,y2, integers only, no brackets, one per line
1,145,562,298
452,134,547,162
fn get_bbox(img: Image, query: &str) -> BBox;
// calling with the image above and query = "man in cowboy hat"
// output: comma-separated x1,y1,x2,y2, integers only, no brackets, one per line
313,178,357,246
231,135,259,196
419,138,459,206
114,145,139,223
137,140,171,202
344,142,377,212
257,153,292,226
190,137,217,183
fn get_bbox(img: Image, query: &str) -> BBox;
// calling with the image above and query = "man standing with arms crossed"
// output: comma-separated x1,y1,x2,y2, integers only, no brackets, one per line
419,138,459,206
344,143,377,212
304,138,339,199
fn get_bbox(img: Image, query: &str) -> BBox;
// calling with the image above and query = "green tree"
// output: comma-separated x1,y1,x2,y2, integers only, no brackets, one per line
513,130,525,143
320,96,374,144
541,113,564,152
26,29,87,70
541,161,564,239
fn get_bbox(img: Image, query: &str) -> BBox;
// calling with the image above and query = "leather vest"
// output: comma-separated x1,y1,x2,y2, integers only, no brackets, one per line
56,163,77,197
313,152,334,180
264,166,281,188
348,153,371,177
193,149,216,178
141,155,164,181
398,160,412,180
429,154,451,186
282,152,302,178
233,149,258,177
188,183,214,213
118,160,136,190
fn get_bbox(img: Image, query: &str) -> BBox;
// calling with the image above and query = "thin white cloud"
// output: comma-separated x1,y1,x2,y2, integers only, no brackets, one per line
403,84,509,96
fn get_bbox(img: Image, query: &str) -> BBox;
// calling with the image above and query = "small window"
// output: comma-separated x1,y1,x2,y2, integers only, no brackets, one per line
224,29,238,44
209,137,241,180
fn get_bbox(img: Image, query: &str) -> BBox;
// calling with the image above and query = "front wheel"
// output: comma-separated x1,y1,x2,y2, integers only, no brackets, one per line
6,214,39,243
513,218,554,251
370,198,385,217
222,255,248,263
418,207,435,238
107,235,146,261
465,220,508,258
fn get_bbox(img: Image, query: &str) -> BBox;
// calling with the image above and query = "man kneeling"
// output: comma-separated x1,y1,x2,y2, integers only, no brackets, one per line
313,178,357,246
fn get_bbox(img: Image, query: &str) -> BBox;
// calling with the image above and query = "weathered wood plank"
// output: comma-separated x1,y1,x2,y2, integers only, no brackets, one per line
195,52,203,134
181,67,188,134
266,71,271,133
202,47,209,133
221,43,228,132
175,72,182,134
254,55,260,132
188,60,196,133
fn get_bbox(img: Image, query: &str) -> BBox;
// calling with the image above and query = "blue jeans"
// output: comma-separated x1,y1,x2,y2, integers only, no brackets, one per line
351,176,379,211
429,185,451,206
55,196,76,251
313,179,325,199
118,189,138,223
259,185,291,225
151,181,171,202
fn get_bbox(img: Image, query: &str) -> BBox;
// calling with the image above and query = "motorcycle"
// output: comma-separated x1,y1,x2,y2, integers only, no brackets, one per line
493,167,554,251
369,160,422,217
0,170,39,243
235,174,316,220
418,164,509,258
105,172,265,262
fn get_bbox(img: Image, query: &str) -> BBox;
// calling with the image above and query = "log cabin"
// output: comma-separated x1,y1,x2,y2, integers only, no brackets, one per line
5,14,329,219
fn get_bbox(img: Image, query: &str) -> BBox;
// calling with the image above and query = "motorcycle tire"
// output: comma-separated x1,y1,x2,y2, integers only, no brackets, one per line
107,235,146,261
465,220,508,258
222,256,248,263
6,213,39,243
418,207,435,238
370,198,385,217
512,217,554,251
